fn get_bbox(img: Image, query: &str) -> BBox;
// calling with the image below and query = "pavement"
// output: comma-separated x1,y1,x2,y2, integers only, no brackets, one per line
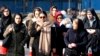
0,40,30,56
24,44,30,56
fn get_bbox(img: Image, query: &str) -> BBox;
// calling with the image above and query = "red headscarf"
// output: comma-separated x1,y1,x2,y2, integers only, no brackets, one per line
55,11,63,26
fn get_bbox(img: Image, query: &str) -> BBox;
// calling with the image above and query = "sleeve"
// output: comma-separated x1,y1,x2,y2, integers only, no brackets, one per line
64,29,70,47
29,22,40,37
76,32,88,47
3,24,12,38
95,29,100,40
20,25,30,46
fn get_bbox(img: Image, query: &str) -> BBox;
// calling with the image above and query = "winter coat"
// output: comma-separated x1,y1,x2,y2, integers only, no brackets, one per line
3,23,29,56
84,18,100,29
84,18,100,54
64,28,88,54
0,14,12,39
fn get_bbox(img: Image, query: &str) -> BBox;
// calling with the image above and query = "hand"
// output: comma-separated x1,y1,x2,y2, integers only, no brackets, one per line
68,44,72,48
71,43,77,47
52,48,56,53
37,20,44,27
43,22,50,27
9,28,13,33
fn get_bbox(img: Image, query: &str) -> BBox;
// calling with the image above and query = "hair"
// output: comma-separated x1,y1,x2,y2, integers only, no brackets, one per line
1,7,12,23
13,13,23,23
39,11,47,17
33,7,42,13
50,5,57,12
0,5,7,13
87,8,99,20
2,7,11,16
82,9,87,12
73,18,84,31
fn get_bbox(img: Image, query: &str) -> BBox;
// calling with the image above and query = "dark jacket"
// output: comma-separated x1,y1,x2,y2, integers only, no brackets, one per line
84,18,100,53
86,29,100,52
0,14,12,39
3,23,29,56
51,26,67,56
64,28,88,52
29,22,41,56
84,18,100,29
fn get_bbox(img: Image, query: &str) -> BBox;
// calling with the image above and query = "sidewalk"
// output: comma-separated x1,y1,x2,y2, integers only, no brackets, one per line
0,40,30,56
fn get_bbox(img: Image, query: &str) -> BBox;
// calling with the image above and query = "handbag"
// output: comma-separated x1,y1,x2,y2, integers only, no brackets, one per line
3,34,12,48
0,46,7,55
64,48,78,56
0,40,8,55
3,24,14,48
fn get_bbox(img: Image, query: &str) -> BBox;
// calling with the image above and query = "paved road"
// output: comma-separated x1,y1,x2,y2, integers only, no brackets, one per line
0,40,30,56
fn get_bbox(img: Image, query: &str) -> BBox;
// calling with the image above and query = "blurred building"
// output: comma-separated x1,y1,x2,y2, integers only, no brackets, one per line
0,0,100,13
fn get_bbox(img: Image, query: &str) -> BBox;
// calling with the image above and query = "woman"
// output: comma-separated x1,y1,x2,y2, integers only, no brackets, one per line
53,11,63,27
29,11,52,56
51,11,65,56
64,19,88,56
0,7,12,39
23,13,34,26
32,7,42,22
84,8,100,56
48,6,58,23
77,9,87,22
84,8,100,29
3,13,29,56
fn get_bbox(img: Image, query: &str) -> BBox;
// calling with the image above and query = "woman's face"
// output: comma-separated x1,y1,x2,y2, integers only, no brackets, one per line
3,9,9,16
35,10,40,17
72,19,78,30
15,15,22,24
57,15,63,23
39,13,46,22
52,8,57,16
87,11,93,20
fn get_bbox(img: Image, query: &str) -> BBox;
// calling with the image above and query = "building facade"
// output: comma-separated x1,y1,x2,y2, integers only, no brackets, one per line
0,0,100,13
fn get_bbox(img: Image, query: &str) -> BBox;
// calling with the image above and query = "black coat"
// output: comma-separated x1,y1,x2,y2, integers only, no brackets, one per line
86,29,100,52
84,18,100,53
29,22,41,56
51,27,67,56
84,19,100,29
64,28,88,52
3,23,29,56
0,14,12,39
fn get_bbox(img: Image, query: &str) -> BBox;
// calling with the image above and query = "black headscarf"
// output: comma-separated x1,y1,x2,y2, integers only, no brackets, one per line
1,8,12,32
73,19,85,33
1,7,12,20
13,13,23,33
87,8,99,20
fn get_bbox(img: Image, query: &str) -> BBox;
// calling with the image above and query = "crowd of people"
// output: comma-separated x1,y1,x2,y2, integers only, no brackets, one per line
0,5,100,56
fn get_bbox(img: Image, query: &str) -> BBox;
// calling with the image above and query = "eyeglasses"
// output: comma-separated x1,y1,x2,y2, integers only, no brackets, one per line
40,16,46,19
